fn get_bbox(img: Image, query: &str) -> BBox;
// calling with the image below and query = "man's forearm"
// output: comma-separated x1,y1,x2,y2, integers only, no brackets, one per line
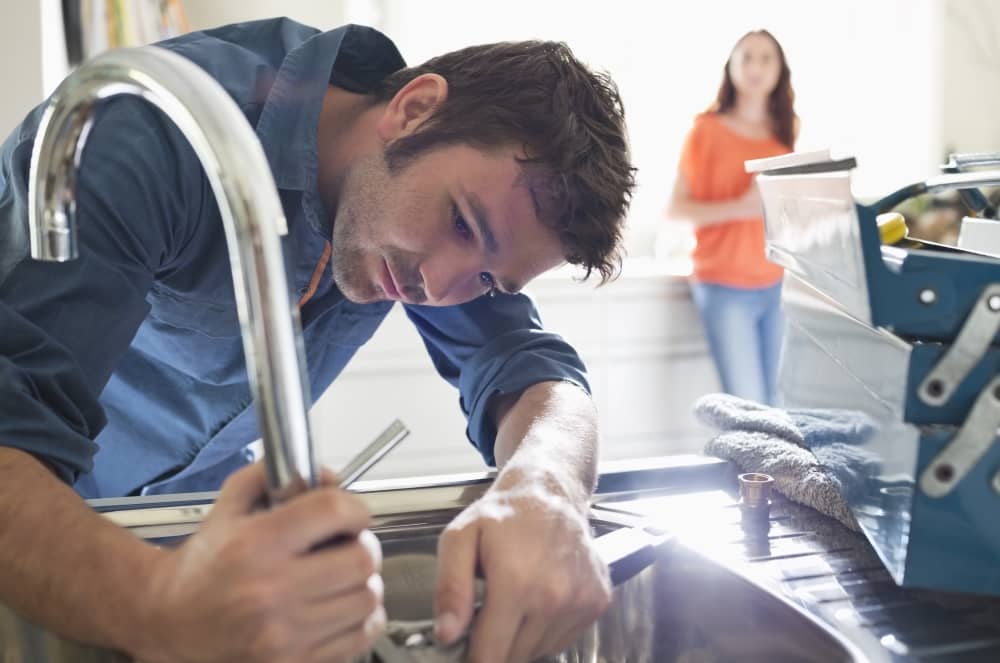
490,380,599,509
0,447,165,654
435,381,609,659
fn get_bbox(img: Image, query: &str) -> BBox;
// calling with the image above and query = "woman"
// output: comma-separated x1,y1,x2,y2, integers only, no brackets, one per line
667,29,797,406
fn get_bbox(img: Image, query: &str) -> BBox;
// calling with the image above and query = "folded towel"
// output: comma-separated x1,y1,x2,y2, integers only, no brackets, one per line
694,393,878,447
695,394,882,532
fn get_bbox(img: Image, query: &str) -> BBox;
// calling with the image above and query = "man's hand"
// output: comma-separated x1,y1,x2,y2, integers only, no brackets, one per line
433,477,611,663
140,462,385,663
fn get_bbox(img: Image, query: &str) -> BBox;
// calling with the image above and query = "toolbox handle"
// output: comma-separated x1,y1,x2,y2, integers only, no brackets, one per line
874,169,1000,214
942,153,999,219
946,152,1000,169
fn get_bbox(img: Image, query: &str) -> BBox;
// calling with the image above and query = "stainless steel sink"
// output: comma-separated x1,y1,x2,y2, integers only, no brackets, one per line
0,607,131,663
0,458,868,662
372,515,860,662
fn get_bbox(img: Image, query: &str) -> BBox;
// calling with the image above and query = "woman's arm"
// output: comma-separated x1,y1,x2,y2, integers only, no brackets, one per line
664,173,762,227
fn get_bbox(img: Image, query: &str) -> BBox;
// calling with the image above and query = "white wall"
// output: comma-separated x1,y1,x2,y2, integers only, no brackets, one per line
179,0,356,32
939,0,1000,156
0,2,48,138
311,264,719,479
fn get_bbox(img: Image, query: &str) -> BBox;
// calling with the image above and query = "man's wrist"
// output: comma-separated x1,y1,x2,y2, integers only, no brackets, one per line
116,543,175,660
493,464,592,515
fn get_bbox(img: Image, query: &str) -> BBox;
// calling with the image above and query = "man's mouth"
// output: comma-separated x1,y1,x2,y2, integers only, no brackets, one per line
380,259,402,300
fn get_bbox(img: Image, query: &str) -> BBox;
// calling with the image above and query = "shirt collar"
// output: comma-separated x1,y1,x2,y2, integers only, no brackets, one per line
254,24,406,198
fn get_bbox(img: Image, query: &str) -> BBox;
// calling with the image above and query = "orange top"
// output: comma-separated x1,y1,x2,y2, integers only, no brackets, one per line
679,112,789,288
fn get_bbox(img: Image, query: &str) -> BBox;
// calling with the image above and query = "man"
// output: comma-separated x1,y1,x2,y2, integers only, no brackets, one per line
0,18,634,663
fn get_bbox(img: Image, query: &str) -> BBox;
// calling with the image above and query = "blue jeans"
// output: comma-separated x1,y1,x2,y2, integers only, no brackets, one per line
690,280,784,406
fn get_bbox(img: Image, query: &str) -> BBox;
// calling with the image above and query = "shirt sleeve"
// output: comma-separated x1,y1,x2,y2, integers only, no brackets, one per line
403,292,590,466
0,97,204,483
678,114,708,187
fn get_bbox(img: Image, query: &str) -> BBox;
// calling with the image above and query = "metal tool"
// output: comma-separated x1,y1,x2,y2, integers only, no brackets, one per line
737,472,774,508
370,620,467,663
737,472,774,535
336,419,410,488
101,420,410,529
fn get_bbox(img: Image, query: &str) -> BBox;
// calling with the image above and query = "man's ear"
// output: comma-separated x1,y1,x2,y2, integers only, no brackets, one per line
376,73,448,142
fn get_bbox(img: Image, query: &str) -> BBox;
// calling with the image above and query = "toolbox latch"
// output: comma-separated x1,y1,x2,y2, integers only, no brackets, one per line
920,374,1000,497
918,284,1000,406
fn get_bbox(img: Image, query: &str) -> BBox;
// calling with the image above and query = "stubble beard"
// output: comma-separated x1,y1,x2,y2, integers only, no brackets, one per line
330,212,379,303
329,154,388,304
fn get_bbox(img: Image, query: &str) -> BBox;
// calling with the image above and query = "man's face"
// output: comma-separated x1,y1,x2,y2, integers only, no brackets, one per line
330,143,565,306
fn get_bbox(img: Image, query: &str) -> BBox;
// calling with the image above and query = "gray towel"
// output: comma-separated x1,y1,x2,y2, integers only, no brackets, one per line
694,393,878,447
694,394,882,532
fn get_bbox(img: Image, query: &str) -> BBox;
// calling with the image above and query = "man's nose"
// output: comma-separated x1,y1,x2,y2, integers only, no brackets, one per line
420,252,480,305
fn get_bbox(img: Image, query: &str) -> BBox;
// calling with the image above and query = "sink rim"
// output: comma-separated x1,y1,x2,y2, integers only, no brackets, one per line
4,456,882,662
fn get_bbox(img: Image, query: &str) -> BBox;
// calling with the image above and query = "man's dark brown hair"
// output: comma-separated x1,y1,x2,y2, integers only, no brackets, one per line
373,41,635,284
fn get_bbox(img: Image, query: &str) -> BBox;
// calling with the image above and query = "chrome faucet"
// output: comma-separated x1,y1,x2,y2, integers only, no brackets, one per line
27,46,316,502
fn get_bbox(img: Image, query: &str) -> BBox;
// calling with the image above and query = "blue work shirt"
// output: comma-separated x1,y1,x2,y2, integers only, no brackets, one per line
0,19,589,498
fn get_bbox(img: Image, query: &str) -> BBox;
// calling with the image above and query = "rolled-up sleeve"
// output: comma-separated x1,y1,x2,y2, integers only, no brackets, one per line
403,292,590,465
0,98,200,482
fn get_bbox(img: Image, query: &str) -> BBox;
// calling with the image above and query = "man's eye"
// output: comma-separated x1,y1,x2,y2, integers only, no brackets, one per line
453,205,473,240
479,272,497,296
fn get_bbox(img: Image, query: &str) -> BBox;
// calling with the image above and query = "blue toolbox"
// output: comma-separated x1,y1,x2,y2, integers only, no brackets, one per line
749,152,1000,596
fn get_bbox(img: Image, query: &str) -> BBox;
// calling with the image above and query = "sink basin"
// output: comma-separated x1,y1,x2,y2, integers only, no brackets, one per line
373,515,859,662
0,607,131,663
0,461,864,662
